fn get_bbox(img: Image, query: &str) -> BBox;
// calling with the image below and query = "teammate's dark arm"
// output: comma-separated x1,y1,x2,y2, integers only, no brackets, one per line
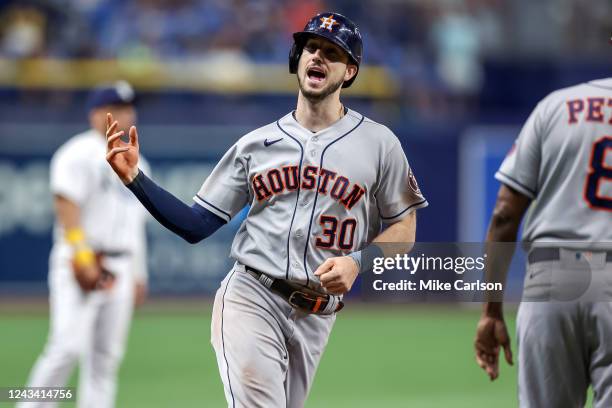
475,184,531,381
483,184,531,315
126,170,225,244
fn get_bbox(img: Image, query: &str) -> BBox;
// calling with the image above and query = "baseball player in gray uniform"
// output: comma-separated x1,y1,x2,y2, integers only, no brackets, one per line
475,77,612,407
106,12,427,407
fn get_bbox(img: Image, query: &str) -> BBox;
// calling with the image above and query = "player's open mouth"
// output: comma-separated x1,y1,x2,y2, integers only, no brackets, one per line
307,67,326,82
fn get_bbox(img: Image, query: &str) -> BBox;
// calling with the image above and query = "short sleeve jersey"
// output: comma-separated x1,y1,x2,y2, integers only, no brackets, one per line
50,129,150,275
496,78,612,245
194,109,428,286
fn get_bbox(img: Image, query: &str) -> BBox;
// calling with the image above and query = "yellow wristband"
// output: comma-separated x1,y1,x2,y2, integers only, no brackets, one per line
73,247,95,268
65,228,86,245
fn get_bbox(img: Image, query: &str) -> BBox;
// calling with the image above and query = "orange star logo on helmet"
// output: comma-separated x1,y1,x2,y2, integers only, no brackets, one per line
319,15,339,32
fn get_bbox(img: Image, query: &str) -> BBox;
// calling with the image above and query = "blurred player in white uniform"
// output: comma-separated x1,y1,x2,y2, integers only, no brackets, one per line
20,81,149,408
475,77,612,407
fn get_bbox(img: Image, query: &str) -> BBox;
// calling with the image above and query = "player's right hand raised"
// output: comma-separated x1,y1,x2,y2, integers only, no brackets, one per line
106,112,140,184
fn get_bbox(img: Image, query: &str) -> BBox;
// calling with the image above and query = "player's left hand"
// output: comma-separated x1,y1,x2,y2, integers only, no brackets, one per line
314,256,359,295
474,314,513,381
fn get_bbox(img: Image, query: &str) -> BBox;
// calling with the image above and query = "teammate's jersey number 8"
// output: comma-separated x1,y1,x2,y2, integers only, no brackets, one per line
584,136,612,211
315,215,357,250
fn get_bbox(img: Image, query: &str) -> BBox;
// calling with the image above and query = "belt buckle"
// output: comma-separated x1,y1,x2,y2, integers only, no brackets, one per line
288,291,326,314
288,291,305,310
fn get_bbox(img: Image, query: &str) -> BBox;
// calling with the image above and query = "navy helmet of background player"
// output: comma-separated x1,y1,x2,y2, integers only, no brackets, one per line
105,11,427,407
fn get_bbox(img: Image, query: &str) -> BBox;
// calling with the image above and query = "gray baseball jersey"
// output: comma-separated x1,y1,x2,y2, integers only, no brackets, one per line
195,108,428,286
496,77,612,245
204,108,427,407
497,78,612,408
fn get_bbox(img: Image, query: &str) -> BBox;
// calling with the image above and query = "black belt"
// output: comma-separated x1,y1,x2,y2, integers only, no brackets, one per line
97,250,130,258
529,248,612,264
245,266,343,315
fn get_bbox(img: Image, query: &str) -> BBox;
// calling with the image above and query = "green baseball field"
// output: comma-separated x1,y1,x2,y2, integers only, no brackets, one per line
1,302,519,407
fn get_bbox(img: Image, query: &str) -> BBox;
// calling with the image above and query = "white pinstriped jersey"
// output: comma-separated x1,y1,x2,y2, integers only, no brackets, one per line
194,109,428,286
496,78,612,246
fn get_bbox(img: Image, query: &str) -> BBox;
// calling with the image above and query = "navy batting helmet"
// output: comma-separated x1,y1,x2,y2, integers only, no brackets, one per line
289,12,363,88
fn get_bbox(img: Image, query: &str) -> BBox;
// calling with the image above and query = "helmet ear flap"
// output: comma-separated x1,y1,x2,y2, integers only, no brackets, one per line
288,41,302,74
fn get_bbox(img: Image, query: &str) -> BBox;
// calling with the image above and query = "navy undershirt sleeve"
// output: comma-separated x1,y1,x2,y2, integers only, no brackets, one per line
125,169,226,243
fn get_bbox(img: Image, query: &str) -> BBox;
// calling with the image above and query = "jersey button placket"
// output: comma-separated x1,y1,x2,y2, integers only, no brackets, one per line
295,131,316,281
308,133,320,158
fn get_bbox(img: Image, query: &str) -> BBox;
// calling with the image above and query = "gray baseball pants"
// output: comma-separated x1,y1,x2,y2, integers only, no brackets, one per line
211,263,336,408
518,249,612,407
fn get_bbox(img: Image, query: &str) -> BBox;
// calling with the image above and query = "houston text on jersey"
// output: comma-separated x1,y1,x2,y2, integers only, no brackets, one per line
251,164,366,210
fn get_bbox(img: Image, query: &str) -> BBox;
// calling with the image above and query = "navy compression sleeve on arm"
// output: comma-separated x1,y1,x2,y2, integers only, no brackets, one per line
125,169,226,243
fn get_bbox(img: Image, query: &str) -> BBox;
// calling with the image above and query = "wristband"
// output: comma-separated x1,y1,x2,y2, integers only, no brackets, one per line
65,227,86,245
347,251,362,271
65,227,95,267
73,247,95,268
349,244,385,273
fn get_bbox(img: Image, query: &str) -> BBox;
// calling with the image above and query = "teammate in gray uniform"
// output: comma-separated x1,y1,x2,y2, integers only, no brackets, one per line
475,77,612,407
106,12,427,407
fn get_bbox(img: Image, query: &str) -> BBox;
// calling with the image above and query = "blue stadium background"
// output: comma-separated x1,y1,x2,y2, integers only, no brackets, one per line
0,0,610,295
